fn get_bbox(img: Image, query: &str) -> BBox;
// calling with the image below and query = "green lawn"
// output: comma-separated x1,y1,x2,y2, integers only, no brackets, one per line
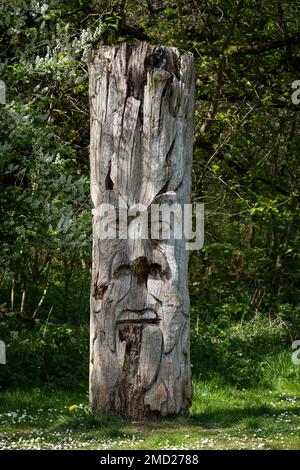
1,378,300,450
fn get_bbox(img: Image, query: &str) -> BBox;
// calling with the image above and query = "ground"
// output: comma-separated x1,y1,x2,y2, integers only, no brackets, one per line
1,378,300,450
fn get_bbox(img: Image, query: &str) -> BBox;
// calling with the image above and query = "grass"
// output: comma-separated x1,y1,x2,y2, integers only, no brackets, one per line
1,360,300,450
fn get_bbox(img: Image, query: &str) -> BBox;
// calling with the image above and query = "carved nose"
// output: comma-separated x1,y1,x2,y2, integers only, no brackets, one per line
128,236,152,266
131,256,149,279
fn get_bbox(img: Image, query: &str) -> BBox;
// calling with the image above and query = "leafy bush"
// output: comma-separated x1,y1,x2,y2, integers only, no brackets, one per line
1,298,299,391
0,314,88,390
190,299,296,388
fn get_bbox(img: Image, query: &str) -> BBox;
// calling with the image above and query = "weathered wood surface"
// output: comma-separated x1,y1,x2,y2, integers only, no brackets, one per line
89,43,195,418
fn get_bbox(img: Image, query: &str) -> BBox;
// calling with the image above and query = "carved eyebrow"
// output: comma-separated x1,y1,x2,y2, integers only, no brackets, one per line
149,262,162,271
112,264,131,277
148,262,169,278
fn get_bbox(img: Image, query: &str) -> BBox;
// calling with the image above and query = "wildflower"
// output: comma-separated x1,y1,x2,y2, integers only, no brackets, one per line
68,404,78,412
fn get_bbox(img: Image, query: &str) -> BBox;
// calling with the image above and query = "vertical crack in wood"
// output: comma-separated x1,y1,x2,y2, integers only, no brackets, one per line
105,163,114,190
116,325,150,418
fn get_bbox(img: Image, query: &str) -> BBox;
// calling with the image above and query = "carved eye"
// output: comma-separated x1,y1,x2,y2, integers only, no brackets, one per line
113,265,131,279
148,264,162,280
94,284,108,300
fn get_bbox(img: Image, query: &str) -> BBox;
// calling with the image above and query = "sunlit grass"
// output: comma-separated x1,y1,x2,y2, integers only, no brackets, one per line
1,368,300,449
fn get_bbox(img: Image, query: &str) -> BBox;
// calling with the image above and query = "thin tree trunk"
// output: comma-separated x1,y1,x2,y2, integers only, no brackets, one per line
62,259,73,322
271,196,300,299
0,271,7,300
10,277,15,311
20,288,26,316
89,43,195,418
32,258,52,321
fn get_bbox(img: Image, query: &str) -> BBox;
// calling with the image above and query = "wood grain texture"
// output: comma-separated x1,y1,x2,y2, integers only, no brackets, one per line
89,43,195,418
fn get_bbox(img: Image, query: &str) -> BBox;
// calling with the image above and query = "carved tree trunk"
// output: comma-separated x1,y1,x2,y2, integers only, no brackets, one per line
89,43,195,418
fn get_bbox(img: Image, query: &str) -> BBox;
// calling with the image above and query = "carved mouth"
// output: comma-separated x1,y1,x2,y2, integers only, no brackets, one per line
117,309,159,324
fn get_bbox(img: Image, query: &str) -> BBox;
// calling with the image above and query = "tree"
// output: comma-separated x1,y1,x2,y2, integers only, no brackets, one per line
89,43,195,417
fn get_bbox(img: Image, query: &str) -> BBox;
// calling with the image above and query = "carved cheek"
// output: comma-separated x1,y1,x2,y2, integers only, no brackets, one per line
138,325,162,390
109,274,132,308
96,275,132,352
147,272,163,299
160,283,182,353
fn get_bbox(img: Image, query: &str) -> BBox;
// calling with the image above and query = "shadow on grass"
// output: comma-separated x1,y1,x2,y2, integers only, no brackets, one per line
189,404,289,428
1,387,299,440
52,404,300,436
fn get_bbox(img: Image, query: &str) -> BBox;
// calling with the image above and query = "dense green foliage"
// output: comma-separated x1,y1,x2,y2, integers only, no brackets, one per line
0,0,300,390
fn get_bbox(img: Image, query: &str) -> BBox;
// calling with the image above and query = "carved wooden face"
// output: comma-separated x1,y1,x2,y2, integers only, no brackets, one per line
89,43,194,417
91,186,191,417
92,190,185,394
